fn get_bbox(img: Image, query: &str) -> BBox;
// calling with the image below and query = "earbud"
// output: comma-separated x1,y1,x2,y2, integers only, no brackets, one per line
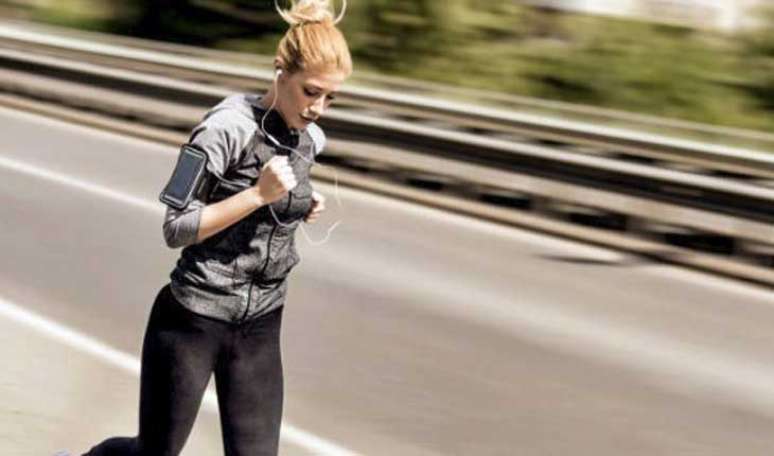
275,68,283,77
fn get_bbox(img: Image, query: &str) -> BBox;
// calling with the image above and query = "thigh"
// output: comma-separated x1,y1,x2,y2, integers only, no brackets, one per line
137,285,224,455
215,307,284,456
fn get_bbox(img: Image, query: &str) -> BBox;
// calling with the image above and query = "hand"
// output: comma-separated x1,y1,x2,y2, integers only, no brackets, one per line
252,156,297,206
304,191,326,223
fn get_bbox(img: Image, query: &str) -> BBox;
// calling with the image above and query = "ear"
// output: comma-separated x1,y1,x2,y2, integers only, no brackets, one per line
273,58,286,78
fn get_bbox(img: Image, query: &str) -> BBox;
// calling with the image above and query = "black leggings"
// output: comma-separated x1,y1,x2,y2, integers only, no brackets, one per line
83,284,284,456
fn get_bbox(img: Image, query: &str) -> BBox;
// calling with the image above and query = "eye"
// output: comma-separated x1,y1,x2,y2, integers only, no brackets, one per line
326,94,336,101
303,88,318,97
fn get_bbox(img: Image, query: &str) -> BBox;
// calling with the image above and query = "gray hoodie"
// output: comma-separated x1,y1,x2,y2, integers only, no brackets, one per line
161,93,325,323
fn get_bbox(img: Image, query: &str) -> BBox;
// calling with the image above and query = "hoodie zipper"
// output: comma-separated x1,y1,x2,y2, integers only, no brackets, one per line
238,189,293,324
239,215,277,324
239,103,298,325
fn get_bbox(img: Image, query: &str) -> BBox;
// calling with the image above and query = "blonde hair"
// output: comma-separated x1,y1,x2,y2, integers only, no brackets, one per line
274,0,353,76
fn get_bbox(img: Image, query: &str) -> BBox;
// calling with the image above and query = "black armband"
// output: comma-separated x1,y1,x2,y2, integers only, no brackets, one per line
159,144,211,210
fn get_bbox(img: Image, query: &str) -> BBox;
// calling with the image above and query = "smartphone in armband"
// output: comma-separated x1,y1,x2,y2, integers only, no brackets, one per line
159,145,209,210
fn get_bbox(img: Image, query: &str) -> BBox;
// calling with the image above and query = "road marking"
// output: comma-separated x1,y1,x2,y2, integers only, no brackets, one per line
0,294,358,455
0,154,162,213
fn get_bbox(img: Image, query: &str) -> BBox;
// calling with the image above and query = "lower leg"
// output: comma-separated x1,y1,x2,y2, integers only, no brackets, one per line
81,437,138,456
82,285,221,456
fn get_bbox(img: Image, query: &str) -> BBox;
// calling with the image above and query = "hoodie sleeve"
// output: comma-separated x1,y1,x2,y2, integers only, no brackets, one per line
306,122,327,157
161,107,254,248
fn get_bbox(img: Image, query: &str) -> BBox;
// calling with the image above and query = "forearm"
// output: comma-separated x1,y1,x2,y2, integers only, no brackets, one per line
196,187,264,243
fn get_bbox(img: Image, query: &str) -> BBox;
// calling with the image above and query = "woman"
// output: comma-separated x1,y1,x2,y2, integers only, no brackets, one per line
83,1,352,454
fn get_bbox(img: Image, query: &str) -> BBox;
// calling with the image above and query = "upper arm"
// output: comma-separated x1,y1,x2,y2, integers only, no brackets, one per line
161,109,253,248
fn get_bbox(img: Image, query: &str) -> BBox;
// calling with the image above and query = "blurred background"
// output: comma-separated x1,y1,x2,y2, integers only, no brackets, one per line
0,0,773,130
1,2,774,455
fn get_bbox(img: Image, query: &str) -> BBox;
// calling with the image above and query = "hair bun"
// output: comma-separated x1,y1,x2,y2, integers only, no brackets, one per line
275,0,346,26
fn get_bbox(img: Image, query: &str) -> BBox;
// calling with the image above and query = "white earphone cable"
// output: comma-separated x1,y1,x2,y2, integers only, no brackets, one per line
258,70,344,246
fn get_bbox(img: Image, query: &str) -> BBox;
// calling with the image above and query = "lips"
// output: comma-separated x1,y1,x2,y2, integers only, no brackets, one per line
300,115,316,123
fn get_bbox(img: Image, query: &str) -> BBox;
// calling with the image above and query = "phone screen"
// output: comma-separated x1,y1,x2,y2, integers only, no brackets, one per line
163,147,206,205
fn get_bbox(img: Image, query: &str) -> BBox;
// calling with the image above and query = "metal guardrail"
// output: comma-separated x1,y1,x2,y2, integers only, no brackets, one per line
4,19,774,152
0,20,773,179
0,21,771,286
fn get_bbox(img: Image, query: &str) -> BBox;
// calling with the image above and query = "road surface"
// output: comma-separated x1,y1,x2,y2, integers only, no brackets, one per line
1,105,773,455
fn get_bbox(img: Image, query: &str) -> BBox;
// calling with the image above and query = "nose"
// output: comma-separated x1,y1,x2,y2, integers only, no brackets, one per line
309,96,326,118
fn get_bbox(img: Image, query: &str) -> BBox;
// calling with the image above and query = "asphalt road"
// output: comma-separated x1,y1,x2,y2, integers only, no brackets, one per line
1,105,773,455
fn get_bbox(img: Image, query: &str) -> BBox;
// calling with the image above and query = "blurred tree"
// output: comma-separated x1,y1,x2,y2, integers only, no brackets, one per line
526,4,568,40
517,15,759,126
739,5,774,111
343,0,462,72
13,0,774,130
112,0,278,44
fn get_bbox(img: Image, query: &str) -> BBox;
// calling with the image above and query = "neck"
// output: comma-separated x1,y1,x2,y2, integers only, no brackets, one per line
256,93,300,147
259,88,276,110
259,89,298,133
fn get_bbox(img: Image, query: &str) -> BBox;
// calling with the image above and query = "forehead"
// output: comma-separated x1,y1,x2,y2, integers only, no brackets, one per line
295,69,347,92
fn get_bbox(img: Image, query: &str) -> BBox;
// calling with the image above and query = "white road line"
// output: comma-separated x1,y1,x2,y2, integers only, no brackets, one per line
0,158,359,454
0,154,163,213
0,294,358,455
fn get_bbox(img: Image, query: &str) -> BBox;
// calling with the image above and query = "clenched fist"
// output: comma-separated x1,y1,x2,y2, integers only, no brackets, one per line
304,191,326,223
253,156,297,206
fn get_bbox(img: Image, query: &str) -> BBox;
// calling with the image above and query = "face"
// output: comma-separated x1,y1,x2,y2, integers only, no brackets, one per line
276,67,348,130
